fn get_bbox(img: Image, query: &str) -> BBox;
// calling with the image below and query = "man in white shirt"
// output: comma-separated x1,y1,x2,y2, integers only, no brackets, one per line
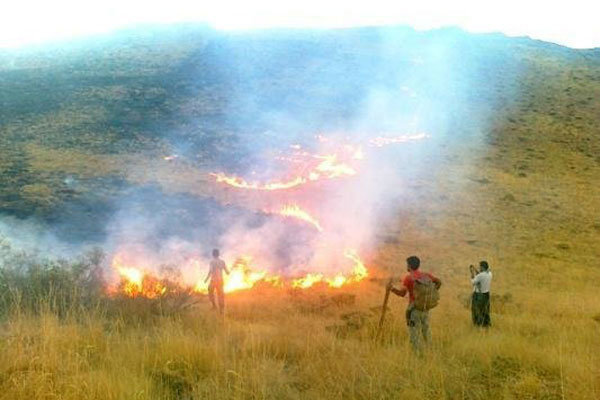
470,261,492,327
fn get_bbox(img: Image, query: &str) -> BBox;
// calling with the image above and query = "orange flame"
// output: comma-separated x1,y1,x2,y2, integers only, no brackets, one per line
211,146,358,191
211,173,306,191
118,267,143,296
291,273,324,289
115,266,167,298
111,249,368,298
112,253,168,298
194,256,269,294
291,249,368,289
278,204,323,231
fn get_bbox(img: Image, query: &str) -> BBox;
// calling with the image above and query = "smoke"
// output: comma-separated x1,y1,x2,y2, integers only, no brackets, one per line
0,216,82,261
0,25,523,287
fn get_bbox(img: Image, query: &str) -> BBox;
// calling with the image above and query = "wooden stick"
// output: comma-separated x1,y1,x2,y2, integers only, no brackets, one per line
375,278,393,341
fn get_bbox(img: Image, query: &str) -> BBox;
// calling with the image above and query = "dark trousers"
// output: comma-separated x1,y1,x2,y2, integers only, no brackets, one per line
471,292,491,327
208,281,225,314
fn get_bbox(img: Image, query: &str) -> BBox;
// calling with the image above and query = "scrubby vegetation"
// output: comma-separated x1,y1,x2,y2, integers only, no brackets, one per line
0,240,105,316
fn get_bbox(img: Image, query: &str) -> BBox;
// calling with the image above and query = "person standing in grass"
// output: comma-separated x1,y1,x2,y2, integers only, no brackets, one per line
470,261,492,327
205,248,229,315
388,256,442,353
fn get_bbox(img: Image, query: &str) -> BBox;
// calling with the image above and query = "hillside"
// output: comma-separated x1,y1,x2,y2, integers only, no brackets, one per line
1,25,598,231
0,24,599,399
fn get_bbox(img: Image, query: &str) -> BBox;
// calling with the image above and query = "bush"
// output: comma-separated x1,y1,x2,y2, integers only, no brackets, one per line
0,239,106,316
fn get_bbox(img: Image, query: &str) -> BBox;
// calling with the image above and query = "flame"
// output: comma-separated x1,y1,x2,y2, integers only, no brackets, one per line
113,255,167,298
312,154,356,179
291,273,324,289
108,132,433,299
368,133,428,147
278,204,323,231
291,248,368,289
211,143,359,191
115,266,166,298
211,133,428,191
211,172,306,191
111,249,368,298
118,267,143,296
345,248,368,282
194,257,269,294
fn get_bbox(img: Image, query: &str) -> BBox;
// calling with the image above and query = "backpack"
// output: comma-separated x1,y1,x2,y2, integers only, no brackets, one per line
413,275,439,311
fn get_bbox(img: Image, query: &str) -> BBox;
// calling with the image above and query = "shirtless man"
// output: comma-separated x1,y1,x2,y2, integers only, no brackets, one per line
204,249,229,315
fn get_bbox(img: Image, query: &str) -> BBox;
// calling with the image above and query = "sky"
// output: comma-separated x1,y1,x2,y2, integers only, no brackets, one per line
0,0,599,49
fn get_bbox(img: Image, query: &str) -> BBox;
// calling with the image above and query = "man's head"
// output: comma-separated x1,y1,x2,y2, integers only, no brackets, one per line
212,248,220,258
479,260,489,271
406,255,420,271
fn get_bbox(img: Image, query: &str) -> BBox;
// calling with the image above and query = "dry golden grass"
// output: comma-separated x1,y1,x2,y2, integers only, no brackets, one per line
0,278,598,400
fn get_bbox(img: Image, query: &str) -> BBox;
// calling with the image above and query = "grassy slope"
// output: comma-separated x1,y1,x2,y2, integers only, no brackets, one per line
0,26,599,399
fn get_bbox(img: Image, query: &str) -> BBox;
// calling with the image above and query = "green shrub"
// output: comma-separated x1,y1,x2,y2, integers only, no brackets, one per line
0,239,105,316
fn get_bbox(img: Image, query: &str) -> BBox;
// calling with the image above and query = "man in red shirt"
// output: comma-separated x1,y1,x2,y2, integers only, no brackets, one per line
388,255,442,353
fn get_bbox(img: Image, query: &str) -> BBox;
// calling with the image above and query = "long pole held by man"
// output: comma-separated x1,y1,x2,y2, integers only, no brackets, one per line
375,277,394,341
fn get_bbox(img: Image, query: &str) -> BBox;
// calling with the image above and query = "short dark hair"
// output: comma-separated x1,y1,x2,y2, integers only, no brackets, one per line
479,260,489,270
406,256,420,270
212,248,220,257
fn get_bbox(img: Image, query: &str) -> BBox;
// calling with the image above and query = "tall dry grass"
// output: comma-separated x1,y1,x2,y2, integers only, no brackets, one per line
0,266,598,400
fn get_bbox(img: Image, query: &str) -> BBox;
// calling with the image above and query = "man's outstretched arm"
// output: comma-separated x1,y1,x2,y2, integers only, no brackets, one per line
387,281,407,297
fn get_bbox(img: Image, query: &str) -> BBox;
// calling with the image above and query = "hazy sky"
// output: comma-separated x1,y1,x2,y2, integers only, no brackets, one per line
1,0,599,49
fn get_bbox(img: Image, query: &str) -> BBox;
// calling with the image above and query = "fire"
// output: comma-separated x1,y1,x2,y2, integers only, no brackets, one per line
118,267,143,295
210,152,357,191
115,265,167,298
278,204,323,231
211,173,306,191
326,274,347,288
344,249,368,282
111,253,168,298
368,133,428,147
212,133,427,191
111,248,368,298
211,141,359,191
109,133,431,299
291,273,324,289
290,249,368,289
224,257,267,293
311,154,356,179
194,256,269,294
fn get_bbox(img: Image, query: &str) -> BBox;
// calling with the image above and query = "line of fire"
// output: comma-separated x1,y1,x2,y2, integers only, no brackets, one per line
109,133,428,298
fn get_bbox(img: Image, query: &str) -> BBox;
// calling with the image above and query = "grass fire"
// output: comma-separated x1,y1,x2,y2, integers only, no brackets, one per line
0,22,599,400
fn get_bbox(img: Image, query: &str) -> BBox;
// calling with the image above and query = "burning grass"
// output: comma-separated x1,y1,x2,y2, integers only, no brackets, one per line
109,249,369,299
209,134,424,192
